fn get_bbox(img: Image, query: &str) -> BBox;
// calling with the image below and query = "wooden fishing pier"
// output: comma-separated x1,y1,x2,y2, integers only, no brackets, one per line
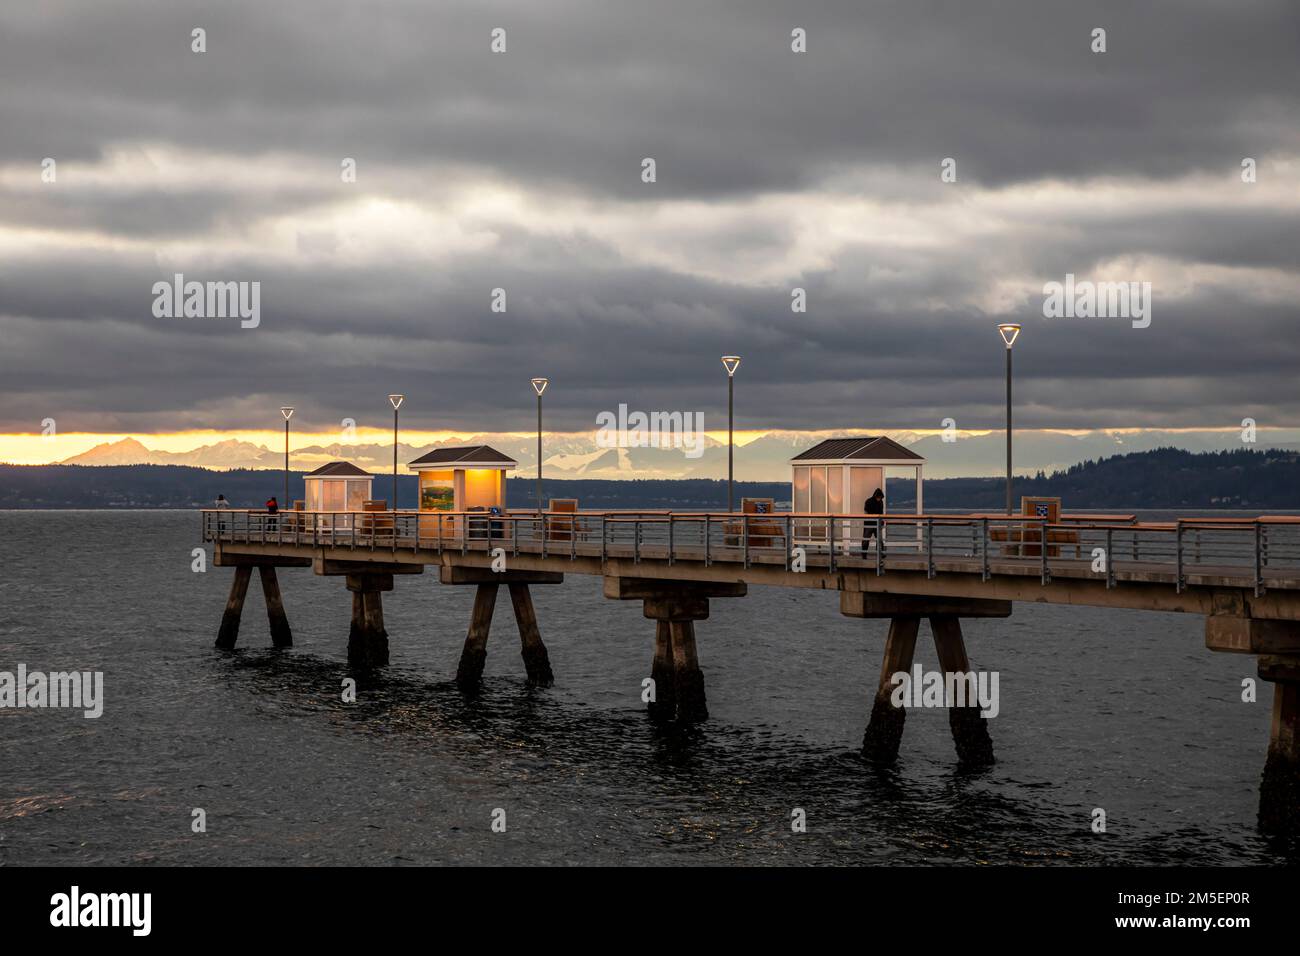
202,508,1300,833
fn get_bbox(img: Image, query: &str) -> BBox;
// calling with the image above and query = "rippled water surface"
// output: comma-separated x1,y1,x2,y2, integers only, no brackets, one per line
1,511,1296,865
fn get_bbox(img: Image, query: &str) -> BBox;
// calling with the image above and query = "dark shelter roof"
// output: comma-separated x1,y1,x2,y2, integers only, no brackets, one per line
790,436,924,462
407,444,518,467
304,461,373,477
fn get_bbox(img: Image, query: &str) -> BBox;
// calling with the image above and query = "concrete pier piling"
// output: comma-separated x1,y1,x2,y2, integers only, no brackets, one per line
346,573,391,668
603,576,746,724
860,615,920,763
215,564,252,650
456,582,497,688
1256,657,1300,834
440,566,562,690
213,554,310,650
842,592,1008,766
259,565,293,648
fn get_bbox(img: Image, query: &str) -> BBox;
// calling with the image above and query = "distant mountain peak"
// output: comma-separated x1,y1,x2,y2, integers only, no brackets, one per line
62,437,156,465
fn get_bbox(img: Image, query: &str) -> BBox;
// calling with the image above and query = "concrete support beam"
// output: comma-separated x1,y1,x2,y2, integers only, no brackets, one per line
1206,616,1300,655
214,553,311,568
841,591,1011,619
316,558,423,577
441,566,563,586
603,576,746,601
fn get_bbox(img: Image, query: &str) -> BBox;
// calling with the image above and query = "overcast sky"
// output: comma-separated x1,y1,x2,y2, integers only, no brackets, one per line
1,0,1297,440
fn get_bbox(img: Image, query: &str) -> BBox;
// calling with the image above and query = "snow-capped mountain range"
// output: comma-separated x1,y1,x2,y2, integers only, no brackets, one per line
56,429,1297,481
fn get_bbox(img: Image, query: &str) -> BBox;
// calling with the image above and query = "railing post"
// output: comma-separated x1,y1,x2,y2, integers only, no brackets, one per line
821,516,828,574
600,514,607,564
1175,519,1184,593
980,517,989,581
926,517,934,579
634,519,640,564
1040,519,1050,585
668,514,674,566
1106,527,1115,589
784,514,792,571
1255,522,1265,597
705,515,711,567
875,518,884,576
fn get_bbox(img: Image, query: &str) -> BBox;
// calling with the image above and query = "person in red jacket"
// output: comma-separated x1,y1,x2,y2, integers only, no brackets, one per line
265,496,278,530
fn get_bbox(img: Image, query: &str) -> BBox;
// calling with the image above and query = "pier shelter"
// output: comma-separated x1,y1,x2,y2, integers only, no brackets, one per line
407,444,517,513
302,461,374,529
789,436,924,547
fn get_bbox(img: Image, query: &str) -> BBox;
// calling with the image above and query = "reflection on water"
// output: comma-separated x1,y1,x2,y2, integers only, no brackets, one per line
0,511,1296,865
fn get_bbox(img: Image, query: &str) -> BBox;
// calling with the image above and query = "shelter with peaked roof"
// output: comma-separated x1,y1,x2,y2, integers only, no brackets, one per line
407,444,517,513
789,436,924,536
302,460,375,522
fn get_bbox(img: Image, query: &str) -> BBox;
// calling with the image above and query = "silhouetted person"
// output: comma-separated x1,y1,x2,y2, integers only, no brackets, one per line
863,487,885,555
214,494,229,532
266,495,278,531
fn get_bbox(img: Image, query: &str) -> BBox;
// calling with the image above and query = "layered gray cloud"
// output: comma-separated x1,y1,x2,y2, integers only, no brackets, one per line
0,0,1297,437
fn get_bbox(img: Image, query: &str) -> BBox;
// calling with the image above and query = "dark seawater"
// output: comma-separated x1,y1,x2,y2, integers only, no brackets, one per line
1,510,1296,866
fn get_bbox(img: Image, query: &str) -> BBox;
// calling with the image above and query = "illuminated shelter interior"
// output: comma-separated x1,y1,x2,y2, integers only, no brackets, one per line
406,444,518,512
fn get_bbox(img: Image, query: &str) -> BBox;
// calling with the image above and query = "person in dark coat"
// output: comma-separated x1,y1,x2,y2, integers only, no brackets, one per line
862,487,885,555
265,495,278,530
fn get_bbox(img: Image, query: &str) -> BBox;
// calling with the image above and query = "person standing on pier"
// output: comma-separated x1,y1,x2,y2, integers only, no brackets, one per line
214,494,230,532
265,495,279,531
863,487,885,555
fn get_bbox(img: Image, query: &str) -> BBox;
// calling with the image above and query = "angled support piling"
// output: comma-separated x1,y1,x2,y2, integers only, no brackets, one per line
214,556,309,650
509,582,555,688
842,591,1007,765
259,566,293,648
930,614,995,767
215,565,253,650
456,582,498,688
860,615,920,762
441,566,562,690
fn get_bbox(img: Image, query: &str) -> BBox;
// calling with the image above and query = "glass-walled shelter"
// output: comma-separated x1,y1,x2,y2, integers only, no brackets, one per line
789,436,924,548
302,461,375,529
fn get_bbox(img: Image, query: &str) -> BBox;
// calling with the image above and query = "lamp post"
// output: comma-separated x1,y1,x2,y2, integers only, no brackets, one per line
388,394,404,511
997,324,1021,515
279,406,294,507
531,378,548,513
721,356,741,512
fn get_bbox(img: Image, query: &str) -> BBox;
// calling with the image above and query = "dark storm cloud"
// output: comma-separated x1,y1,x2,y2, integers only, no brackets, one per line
2,235,1297,434
2,0,1297,194
0,0,1298,436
